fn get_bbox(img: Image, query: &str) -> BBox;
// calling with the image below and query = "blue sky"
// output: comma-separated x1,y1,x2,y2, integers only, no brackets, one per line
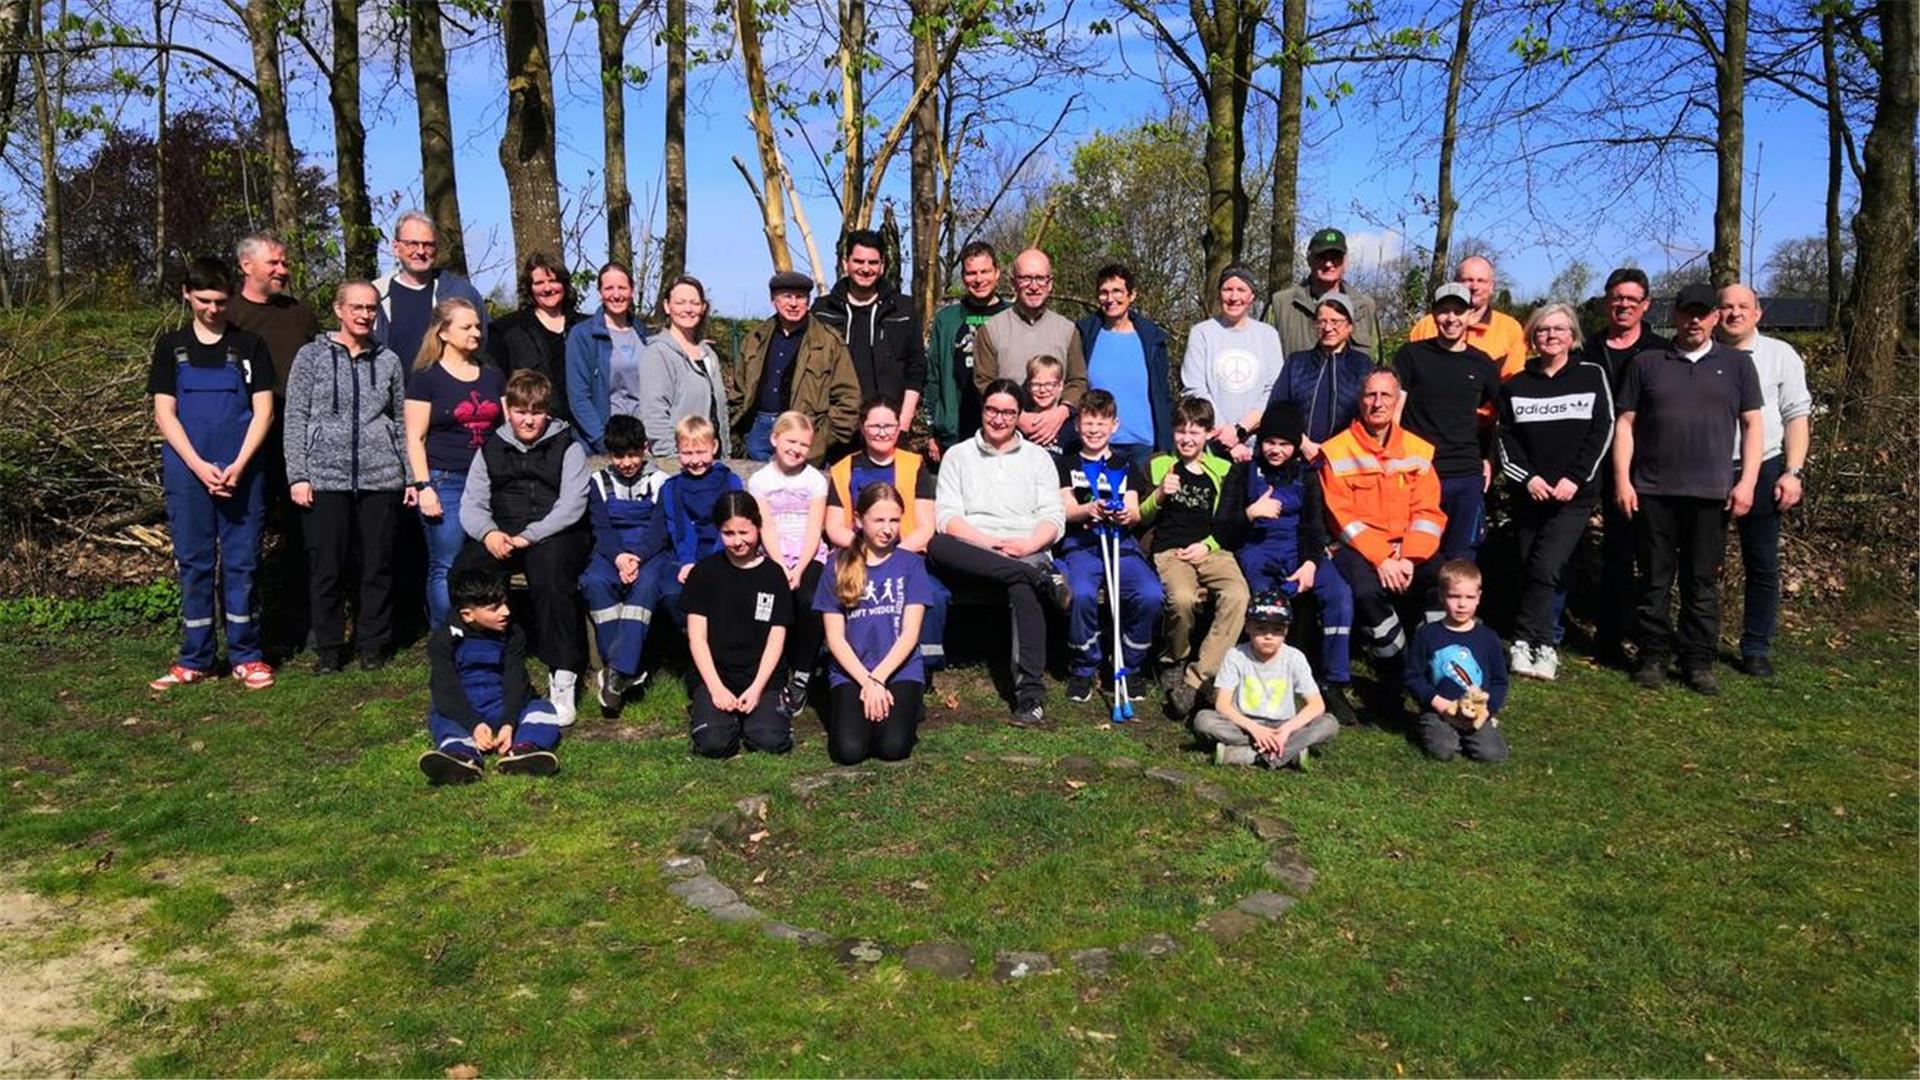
11,2,1853,317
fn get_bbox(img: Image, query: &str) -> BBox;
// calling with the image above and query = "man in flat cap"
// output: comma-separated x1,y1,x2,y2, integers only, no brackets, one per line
729,270,861,464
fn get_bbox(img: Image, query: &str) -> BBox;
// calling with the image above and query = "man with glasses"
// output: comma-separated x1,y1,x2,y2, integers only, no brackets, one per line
1612,283,1763,695
973,248,1087,450
1407,255,1528,378
925,242,1009,461
1075,263,1174,461
373,210,489,365
1269,228,1383,357
1575,267,1669,666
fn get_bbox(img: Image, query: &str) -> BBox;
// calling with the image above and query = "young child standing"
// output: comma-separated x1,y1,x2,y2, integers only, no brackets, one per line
1055,390,1163,704
580,414,671,716
418,568,564,784
746,411,829,717
149,256,279,691
1195,591,1336,769
659,414,745,624
456,370,591,726
682,492,795,758
1142,396,1249,715
1022,354,1079,457
1405,560,1511,763
815,482,934,765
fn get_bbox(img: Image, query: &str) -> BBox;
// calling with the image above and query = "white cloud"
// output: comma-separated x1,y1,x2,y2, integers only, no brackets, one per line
1341,229,1406,272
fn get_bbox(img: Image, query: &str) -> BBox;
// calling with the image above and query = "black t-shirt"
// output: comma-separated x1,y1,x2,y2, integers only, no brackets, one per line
681,553,795,690
146,326,278,397
1151,463,1221,553
387,278,435,365
406,362,506,473
1580,327,1670,390
826,452,936,508
1392,338,1500,478
1060,451,1149,544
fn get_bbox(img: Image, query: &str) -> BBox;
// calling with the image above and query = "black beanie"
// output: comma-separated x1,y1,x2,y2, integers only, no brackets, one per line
1257,401,1305,445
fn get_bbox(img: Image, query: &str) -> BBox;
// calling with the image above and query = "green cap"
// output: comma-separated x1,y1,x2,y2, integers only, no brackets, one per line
1308,228,1348,256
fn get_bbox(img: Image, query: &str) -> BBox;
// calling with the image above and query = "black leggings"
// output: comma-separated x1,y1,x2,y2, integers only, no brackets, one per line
786,560,826,678
827,680,924,765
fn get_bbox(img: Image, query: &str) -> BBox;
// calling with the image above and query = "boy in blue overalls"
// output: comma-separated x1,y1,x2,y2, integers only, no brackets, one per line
1231,401,1357,725
148,257,279,691
1055,390,1162,705
419,567,565,783
580,414,672,716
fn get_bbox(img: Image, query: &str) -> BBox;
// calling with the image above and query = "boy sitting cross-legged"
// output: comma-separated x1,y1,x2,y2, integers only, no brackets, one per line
1054,389,1162,705
1406,559,1511,763
1196,590,1337,769
580,414,671,715
419,568,565,784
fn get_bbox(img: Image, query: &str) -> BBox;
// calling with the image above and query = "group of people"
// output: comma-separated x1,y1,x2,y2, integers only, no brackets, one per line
145,215,1810,784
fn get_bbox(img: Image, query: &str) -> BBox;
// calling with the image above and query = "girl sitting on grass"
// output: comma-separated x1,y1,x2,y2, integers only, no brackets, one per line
682,491,794,759
815,482,933,765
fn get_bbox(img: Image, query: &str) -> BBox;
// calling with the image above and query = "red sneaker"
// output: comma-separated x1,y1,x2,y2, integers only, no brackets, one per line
230,661,276,690
149,664,210,691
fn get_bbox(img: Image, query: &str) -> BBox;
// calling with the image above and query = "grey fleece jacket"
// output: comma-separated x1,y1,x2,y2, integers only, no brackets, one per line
282,333,408,492
459,418,590,544
636,332,731,458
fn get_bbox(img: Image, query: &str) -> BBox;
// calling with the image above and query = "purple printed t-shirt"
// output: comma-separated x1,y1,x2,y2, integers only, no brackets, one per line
812,549,933,687
407,362,505,472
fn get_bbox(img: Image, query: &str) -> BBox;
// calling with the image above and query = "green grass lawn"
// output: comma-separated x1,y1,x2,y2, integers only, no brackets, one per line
1,619,1914,1077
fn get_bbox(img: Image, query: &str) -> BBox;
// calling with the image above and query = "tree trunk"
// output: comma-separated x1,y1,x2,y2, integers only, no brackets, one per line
734,0,791,270
1840,0,1917,420
152,0,167,288
1265,0,1304,290
598,0,633,267
837,0,867,227
1821,9,1844,323
499,0,566,272
908,0,941,326
1708,0,1746,286
0,0,26,162
332,0,375,278
659,0,687,291
1429,0,1473,291
409,0,467,275
28,0,59,302
240,0,301,250
1194,0,1258,290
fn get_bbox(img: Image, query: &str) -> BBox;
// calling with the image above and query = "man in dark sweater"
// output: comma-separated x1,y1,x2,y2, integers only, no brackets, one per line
1393,283,1501,561
1612,283,1763,695
925,242,1010,458
810,230,925,452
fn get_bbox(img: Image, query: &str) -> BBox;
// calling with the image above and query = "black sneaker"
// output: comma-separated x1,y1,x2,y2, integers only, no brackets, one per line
496,743,560,776
1009,702,1047,728
357,650,389,672
1737,654,1774,679
418,749,483,785
778,675,810,719
597,667,626,713
1066,675,1094,702
311,647,347,676
1632,662,1667,690
1323,683,1360,726
1045,570,1073,611
1683,666,1719,696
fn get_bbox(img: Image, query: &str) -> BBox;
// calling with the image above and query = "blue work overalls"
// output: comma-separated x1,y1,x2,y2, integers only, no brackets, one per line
1236,461,1353,683
428,627,561,757
1054,458,1163,681
162,343,265,671
579,467,671,678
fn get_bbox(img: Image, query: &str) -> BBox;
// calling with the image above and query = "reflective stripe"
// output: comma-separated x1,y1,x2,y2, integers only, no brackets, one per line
1327,453,1384,476
439,736,479,750
1367,632,1406,658
183,617,214,628
1324,627,1350,636
1341,521,1368,541
225,611,253,623
1069,635,1099,654
1122,635,1152,651
919,643,946,657
1384,456,1429,472
590,604,653,625
1409,519,1444,537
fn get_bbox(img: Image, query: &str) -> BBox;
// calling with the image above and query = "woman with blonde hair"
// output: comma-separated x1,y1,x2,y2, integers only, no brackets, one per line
813,482,933,764
404,296,503,629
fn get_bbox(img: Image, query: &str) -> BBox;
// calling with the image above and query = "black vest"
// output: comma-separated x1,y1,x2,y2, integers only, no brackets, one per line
481,431,569,534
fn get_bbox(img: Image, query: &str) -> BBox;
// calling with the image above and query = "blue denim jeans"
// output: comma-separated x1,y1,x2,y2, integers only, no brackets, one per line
1437,472,1487,562
1736,455,1786,659
744,410,780,461
419,469,469,631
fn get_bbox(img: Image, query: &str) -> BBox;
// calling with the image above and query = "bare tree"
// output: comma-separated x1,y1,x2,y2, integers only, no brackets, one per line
27,0,58,300
1427,0,1472,290
237,0,300,247
408,0,468,274
733,0,791,269
286,0,377,277
659,0,687,290
595,0,647,267
1840,0,1916,419
499,0,565,270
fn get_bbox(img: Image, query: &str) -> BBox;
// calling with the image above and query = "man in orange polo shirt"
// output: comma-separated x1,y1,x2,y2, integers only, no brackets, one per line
1407,255,1528,378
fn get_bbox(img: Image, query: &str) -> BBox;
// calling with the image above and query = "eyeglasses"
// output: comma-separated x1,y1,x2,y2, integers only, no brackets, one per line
341,303,379,314
863,423,899,434
1315,317,1351,328
1012,274,1052,286
1607,293,1648,304
397,239,438,250
983,406,1020,420
1027,380,1061,392
1532,326,1573,336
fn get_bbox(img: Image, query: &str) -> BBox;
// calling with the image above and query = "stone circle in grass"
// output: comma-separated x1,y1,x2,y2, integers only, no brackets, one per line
661,754,1318,980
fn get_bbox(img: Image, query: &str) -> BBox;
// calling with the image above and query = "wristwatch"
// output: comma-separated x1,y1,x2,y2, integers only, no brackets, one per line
1783,466,1804,479
411,480,430,491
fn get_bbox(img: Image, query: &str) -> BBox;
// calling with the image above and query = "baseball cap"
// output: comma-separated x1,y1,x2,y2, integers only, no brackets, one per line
1308,228,1348,256
1432,282,1473,307
1248,590,1293,625
1675,282,1717,311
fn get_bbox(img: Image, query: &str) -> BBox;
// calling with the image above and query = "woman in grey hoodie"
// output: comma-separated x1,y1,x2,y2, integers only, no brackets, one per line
283,281,409,672
636,275,731,459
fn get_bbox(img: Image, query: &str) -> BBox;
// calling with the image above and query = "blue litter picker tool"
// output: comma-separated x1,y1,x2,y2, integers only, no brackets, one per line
1082,460,1137,722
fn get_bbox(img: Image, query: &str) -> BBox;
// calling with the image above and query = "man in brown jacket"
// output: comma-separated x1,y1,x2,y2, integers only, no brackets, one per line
728,270,861,464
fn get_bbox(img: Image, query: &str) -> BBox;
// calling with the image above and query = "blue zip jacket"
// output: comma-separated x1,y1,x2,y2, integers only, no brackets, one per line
1267,345,1374,447
662,463,744,568
565,313,652,453
1077,312,1174,452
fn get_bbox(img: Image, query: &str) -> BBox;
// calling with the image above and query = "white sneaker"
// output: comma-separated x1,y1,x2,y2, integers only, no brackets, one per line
1509,642,1538,679
1532,645,1560,681
1214,743,1258,767
549,669,579,728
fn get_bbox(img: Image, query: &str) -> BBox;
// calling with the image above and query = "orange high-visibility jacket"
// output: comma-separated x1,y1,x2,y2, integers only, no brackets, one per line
1318,419,1448,566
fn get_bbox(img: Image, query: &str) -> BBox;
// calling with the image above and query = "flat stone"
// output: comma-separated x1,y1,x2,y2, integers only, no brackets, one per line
1106,756,1142,772
763,922,836,947
1263,849,1316,896
962,751,991,764
708,901,767,924
827,767,873,782
991,950,1056,981
1057,754,1102,781
1068,948,1114,977
1242,813,1297,844
659,854,707,879
789,775,834,796
833,937,888,965
703,810,750,841
1235,890,1297,920
999,753,1045,767
1123,933,1181,960
1145,766,1196,788
1196,908,1262,945
666,874,740,912
673,827,717,854
733,794,771,822
1191,782,1234,805
902,940,974,979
